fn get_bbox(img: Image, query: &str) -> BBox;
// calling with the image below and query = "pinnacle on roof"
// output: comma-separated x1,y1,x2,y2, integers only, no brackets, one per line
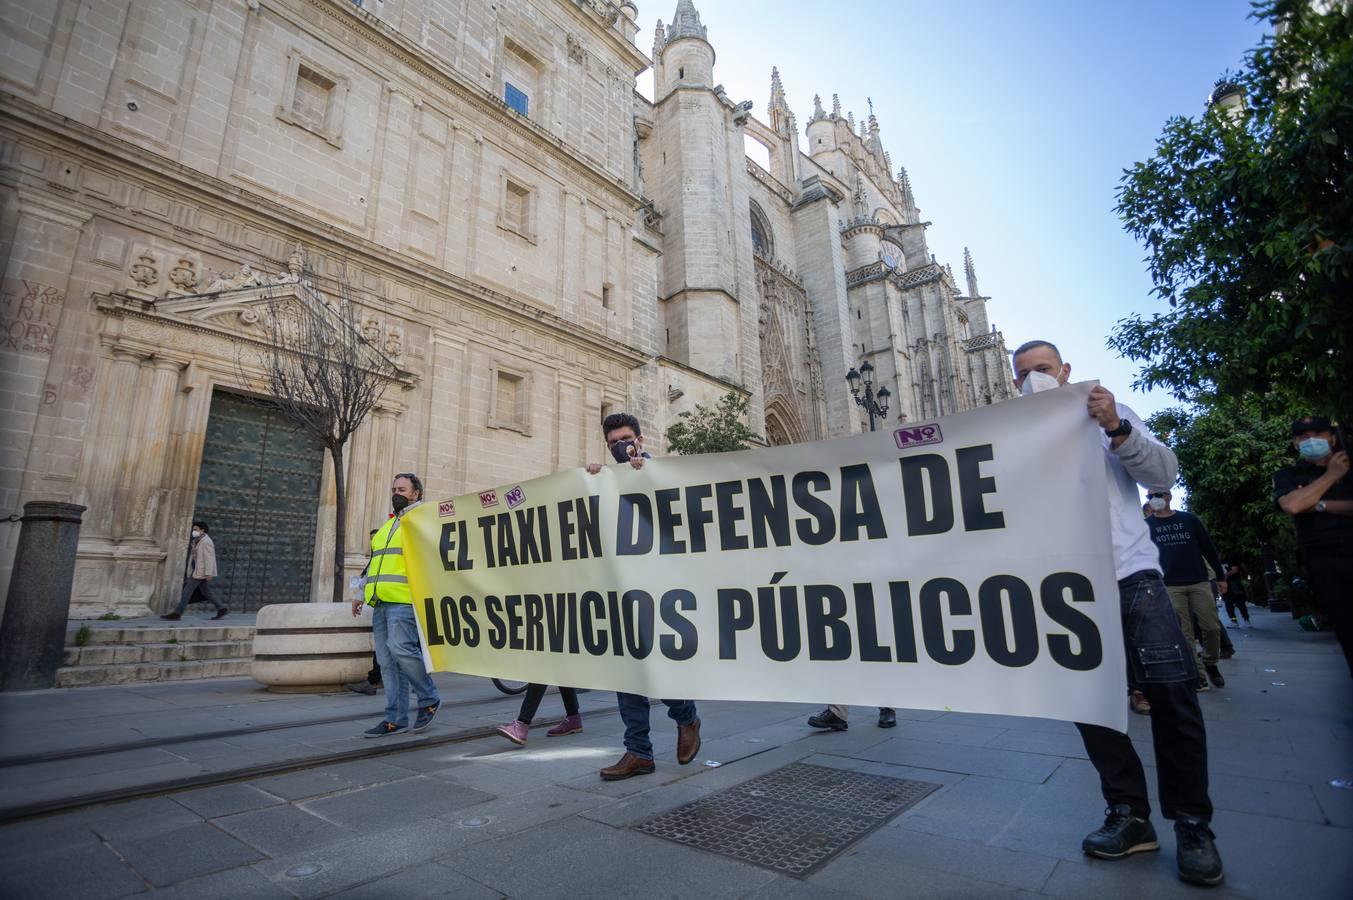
668,0,708,43
810,94,827,122
831,94,842,118
964,247,981,298
653,20,666,55
769,67,788,112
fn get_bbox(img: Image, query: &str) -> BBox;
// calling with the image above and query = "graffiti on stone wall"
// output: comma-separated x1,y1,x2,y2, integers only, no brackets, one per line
0,280,63,354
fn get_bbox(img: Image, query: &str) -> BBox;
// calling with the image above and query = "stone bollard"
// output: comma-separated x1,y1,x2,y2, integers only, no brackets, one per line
0,502,87,691
252,603,374,693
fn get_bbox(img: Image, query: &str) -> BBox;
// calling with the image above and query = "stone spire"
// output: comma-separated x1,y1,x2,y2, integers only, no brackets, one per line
768,66,790,133
964,247,980,298
847,110,855,130
831,93,841,118
653,19,666,55
668,0,708,42
809,93,826,122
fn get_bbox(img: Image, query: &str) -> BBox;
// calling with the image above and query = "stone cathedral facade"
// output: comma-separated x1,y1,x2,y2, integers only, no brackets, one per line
0,0,1014,619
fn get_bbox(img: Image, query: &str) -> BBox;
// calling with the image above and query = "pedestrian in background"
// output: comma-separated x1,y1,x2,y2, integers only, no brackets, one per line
162,521,227,621
1222,559,1251,627
1274,416,1352,677
1145,491,1228,690
495,685,583,746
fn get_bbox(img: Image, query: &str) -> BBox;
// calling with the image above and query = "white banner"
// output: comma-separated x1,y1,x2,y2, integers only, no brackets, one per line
404,382,1127,730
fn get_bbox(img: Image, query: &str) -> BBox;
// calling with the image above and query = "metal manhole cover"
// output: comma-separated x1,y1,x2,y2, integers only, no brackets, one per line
633,763,939,877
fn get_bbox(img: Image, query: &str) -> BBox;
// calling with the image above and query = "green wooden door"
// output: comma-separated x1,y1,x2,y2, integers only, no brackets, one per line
192,390,325,612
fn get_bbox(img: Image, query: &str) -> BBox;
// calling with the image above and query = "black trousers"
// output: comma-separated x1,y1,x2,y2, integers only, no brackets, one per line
174,578,225,613
517,684,579,723
1306,550,1353,678
1223,593,1249,622
1076,571,1212,822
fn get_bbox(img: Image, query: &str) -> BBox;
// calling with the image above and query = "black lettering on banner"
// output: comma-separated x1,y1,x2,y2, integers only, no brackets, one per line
717,588,754,658
460,596,480,647
485,595,506,649
606,591,625,656
477,516,497,568
423,598,445,645
524,594,544,651
804,584,852,660
438,523,466,571
900,455,954,536
655,488,686,554
852,583,892,662
440,595,461,645
757,572,800,662
1041,572,1103,670
622,590,655,659
581,591,607,655
919,577,974,665
748,475,790,548
715,480,749,550
889,581,918,662
955,445,1005,532
839,464,888,541
793,471,836,545
545,593,567,653
505,594,524,650
660,589,698,660
496,513,520,568
617,493,654,556
561,497,602,560
515,507,548,564
685,484,714,553
978,575,1038,667
559,500,579,561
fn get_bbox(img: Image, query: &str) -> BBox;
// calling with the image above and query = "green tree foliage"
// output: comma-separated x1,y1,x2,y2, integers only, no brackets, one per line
665,392,763,455
1112,1,1351,415
1147,397,1299,595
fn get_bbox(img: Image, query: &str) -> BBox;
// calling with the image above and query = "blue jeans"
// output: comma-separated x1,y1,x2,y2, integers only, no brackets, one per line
616,692,697,760
371,602,439,727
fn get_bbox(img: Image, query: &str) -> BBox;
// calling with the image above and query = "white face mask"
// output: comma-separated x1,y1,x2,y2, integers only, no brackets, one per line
1019,370,1061,396
1148,497,1168,512
191,529,202,539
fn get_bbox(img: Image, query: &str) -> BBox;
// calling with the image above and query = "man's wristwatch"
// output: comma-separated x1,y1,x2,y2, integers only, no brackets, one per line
1316,500,1327,513
1104,419,1133,439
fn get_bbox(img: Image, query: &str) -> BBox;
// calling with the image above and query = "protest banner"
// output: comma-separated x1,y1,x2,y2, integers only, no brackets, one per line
402,382,1128,730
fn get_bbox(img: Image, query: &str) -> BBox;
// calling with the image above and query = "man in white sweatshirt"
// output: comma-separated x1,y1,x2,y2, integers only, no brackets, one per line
1012,340,1222,888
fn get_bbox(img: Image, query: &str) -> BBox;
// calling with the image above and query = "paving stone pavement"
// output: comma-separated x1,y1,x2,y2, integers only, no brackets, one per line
0,608,1350,898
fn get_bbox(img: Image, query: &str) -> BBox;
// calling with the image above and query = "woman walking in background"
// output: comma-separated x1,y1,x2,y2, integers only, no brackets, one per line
496,685,582,745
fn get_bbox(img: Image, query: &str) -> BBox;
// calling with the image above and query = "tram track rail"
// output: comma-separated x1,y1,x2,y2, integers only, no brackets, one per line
0,689,618,824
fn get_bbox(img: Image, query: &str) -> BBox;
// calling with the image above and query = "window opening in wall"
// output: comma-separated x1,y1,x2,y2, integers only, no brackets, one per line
678,67,684,79
502,179,534,240
505,82,529,116
857,309,861,319
602,283,612,309
493,368,528,431
293,64,335,132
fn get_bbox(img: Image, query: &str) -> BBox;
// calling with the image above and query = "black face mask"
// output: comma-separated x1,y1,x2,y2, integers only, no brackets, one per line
391,494,410,513
609,439,637,464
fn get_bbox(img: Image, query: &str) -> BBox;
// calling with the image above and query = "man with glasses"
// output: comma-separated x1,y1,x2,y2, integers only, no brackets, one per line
584,412,703,780
1145,490,1228,690
351,473,441,737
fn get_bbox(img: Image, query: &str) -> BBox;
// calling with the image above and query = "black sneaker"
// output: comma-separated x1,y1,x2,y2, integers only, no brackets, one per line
1175,817,1224,886
807,709,848,731
412,699,441,732
878,708,897,728
363,720,405,738
1204,665,1225,688
1082,804,1159,859
1195,673,1211,692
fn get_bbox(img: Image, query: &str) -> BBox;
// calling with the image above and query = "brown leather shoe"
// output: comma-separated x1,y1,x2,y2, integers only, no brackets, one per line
676,717,701,765
599,751,655,781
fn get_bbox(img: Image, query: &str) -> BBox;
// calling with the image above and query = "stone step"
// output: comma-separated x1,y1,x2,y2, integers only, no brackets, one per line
55,657,252,688
66,624,255,645
62,640,254,667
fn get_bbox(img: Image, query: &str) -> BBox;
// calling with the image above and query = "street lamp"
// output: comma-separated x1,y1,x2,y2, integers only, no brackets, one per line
846,360,891,431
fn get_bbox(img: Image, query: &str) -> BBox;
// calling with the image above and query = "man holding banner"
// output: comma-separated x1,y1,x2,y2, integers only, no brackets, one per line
1013,341,1223,887
585,413,702,780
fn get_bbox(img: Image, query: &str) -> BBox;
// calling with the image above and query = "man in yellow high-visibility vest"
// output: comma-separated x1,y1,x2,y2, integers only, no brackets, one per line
351,472,441,738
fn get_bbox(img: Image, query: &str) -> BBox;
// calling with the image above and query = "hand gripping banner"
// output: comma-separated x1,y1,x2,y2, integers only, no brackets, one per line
403,383,1128,730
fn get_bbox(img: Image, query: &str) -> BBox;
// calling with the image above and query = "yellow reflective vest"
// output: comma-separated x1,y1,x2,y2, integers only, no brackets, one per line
363,508,413,605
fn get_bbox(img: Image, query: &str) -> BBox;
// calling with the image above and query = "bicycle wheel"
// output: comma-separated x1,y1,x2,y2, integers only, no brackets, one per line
492,678,529,695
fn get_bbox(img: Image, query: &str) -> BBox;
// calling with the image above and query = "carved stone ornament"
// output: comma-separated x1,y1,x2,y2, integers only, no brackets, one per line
362,317,381,344
169,257,199,291
383,327,403,357
567,34,585,63
129,253,159,288
202,262,269,293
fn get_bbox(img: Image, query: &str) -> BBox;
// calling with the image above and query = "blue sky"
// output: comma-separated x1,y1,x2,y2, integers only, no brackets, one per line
636,0,1267,422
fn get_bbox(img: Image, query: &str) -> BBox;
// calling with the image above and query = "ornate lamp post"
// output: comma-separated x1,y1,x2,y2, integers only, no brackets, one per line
845,360,891,431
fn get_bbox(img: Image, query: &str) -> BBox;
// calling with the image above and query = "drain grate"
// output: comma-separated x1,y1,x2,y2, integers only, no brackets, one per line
633,762,939,877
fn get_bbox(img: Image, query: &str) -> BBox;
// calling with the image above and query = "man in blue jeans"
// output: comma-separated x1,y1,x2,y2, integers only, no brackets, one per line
586,412,702,780
351,472,441,738
1014,342,1222,887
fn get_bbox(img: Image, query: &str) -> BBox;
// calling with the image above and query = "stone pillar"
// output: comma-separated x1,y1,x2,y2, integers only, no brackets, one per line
0,502,86,691
117,357,182,541
82,349,146,539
